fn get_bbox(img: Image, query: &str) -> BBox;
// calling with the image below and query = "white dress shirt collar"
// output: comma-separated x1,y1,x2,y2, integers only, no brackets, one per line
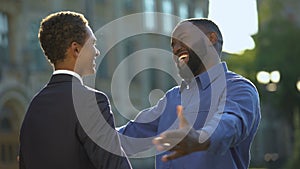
53,70,83,84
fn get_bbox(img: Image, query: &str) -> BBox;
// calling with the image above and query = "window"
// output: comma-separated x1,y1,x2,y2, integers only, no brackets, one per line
179,3,188,19
124,0,134,11
27,21,48,70
0,107,12,132
0,12,9,64
162,0,173,33
0,118,11,132
8,145,13,161
143,0,156,30
194,7,204,18
0,144,16,163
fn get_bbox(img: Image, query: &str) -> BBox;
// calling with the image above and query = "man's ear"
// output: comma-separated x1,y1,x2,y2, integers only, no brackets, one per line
70,41,81,58
207,32,218,45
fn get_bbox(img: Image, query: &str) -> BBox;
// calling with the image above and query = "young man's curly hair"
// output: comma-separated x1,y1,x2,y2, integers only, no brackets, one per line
38,11,89,64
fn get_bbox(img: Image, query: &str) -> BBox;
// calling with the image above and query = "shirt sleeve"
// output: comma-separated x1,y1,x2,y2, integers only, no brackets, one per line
202,80,260,155
118,94,168,155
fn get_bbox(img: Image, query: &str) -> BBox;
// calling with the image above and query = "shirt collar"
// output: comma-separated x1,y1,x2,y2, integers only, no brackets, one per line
53,70,83,85
180,62,227,91
197,62,228,89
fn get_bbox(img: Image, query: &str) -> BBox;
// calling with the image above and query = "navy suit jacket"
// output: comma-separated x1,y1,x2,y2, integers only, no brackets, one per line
19,74,131,169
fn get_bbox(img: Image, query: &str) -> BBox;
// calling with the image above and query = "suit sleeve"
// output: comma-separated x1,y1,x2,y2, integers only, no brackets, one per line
75,91,132,169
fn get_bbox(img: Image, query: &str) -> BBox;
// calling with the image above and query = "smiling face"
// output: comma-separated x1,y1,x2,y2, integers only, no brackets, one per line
171,22,208,80
74,26,100,76
171,20,221,80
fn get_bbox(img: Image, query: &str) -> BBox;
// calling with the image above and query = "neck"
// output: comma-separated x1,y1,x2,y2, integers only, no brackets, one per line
194,59,221,77
194,66,206,76
54,62,83,76
54,67,74,71
54,60,75,71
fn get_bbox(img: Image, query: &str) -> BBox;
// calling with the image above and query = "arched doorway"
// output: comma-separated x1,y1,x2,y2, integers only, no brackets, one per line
0,91,27,169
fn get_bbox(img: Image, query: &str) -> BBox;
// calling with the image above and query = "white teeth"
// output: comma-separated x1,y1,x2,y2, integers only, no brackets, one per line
178,54,188,61
163,143,171,147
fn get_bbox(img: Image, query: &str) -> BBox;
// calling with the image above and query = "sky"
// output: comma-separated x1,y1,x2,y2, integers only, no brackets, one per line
208,0,258,54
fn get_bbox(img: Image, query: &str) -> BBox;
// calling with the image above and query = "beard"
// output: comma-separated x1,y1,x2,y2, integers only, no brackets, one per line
178,49,204,80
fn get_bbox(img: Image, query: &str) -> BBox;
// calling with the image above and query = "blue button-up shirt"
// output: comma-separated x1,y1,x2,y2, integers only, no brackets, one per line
119,62,261,169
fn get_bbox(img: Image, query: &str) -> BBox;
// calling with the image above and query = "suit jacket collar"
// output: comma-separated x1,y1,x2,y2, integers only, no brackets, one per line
53,70,83,84
48,74,83,85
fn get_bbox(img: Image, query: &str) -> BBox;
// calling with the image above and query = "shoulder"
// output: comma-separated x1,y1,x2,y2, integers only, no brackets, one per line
226,70,259,97
83,85,110,102
84,85,107,96
226,71,256,88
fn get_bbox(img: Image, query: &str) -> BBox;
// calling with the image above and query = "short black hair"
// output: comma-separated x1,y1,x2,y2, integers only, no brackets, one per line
38,11,89,64
182,18,223,56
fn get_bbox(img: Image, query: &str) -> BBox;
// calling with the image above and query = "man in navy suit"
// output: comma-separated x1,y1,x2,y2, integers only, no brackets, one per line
19,11,132,169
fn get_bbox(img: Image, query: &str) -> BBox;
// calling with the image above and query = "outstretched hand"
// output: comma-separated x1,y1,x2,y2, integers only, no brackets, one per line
152,106,210,162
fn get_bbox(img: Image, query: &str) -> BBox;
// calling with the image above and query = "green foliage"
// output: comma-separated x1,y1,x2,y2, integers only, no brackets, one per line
254,7,300,118
226,1,300,168
223,49,257,82
226,0,300,118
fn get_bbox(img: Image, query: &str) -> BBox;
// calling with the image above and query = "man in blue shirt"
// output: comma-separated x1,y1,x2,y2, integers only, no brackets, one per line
119,18,261,169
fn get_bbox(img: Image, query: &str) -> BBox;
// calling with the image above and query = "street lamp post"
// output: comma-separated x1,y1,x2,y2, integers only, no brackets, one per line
256,70,281,92
256,70,281,167
296,80,300,92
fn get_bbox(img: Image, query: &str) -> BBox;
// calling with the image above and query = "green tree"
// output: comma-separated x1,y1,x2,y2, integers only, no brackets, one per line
226,0,300,168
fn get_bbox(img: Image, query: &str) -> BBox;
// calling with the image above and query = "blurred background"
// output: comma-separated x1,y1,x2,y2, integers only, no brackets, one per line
0,0,299,169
